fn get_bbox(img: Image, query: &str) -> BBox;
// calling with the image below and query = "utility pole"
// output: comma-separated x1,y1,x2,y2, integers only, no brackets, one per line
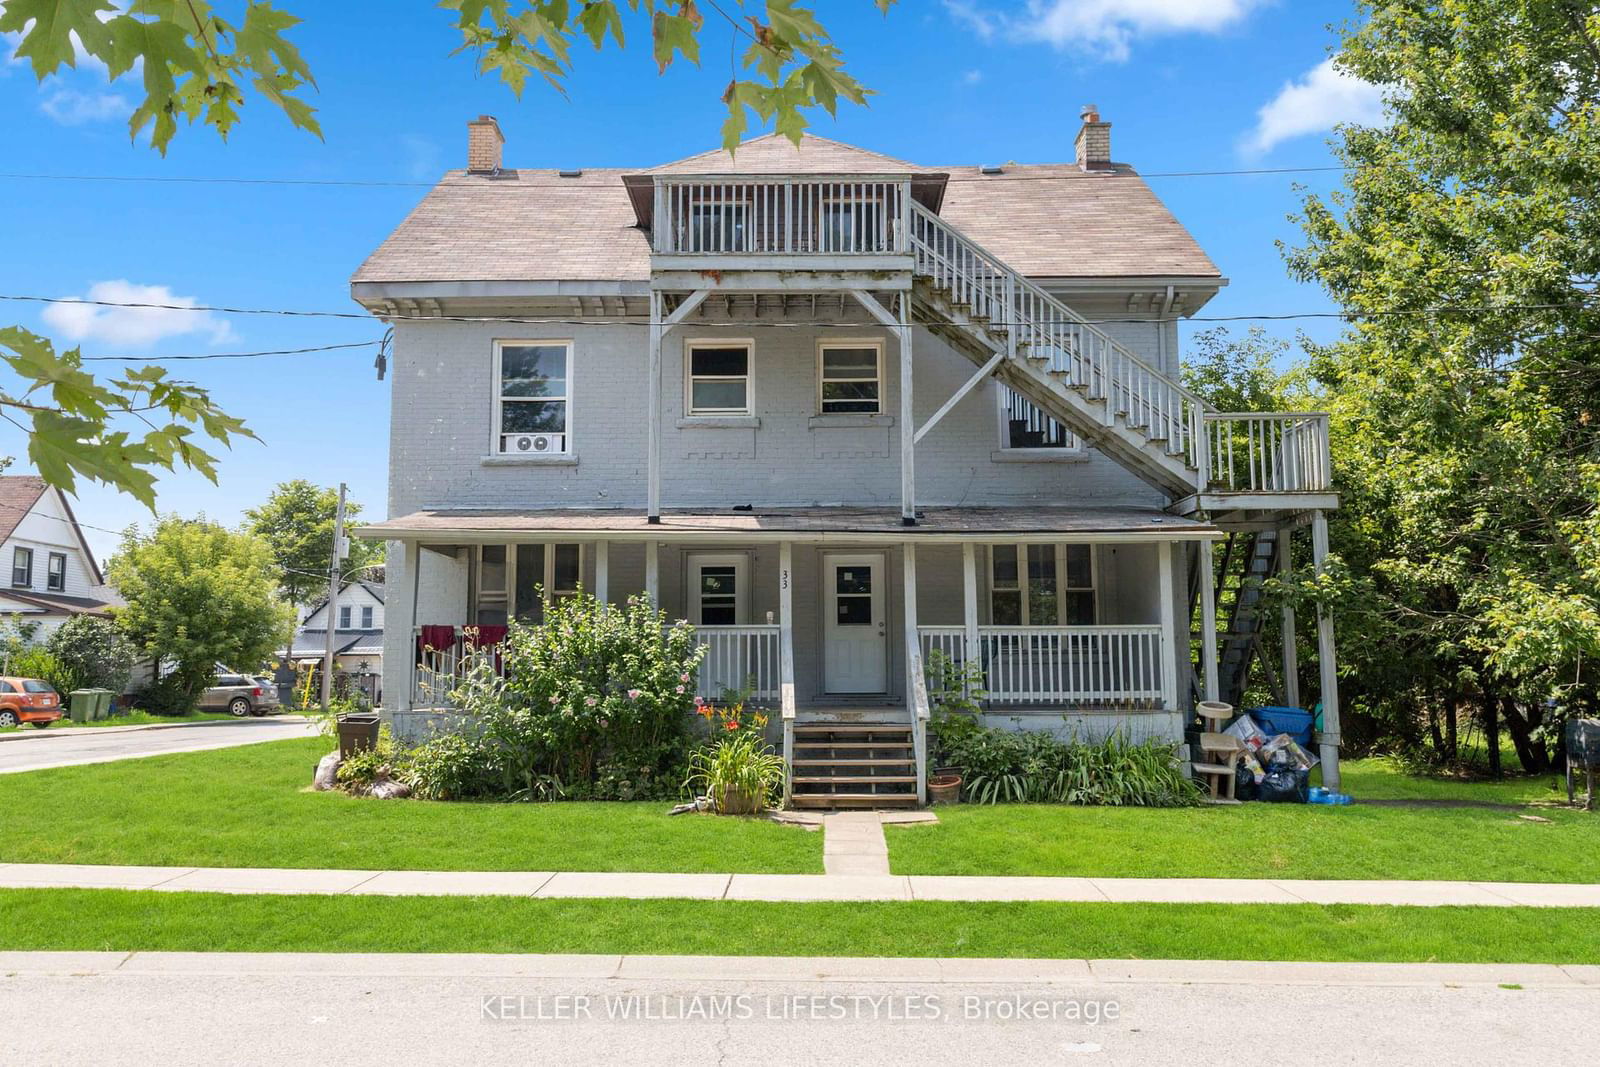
321,483,348,713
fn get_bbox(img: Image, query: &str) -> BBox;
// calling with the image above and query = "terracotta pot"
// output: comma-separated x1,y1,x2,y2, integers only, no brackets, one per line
715,785,763,815
928,773,962,805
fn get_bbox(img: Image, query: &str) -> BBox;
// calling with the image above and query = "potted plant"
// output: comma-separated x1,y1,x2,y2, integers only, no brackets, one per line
924,650,987,803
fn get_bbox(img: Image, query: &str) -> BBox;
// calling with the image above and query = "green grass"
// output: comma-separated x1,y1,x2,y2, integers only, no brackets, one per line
0,708,250,733
1333,755,1564,805
4,890,1598,963
890,756,1595,882
0,737,821,874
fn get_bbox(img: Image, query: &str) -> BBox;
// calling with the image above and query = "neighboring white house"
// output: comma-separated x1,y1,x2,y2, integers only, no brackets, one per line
0,475,117,641
351,113,1343,806
278,581,385,703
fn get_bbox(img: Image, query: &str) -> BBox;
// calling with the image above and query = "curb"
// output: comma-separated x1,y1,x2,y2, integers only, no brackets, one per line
0,715,312,742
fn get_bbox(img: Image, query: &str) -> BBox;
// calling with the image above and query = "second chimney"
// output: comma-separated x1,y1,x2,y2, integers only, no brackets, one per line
467,115,504,174
1074,105,1111,170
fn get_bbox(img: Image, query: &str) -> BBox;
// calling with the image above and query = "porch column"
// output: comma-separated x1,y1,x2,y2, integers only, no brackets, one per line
903,541,927,805
594,539,609,608
396,538,420,716
1311,510,1343,790
644,540,659,607
1157,540,1180,712
960,542,980,669
778,541,796,806
1198,537,1220,703
1278,526,1300,707
647,291,663,523
897,296,916,525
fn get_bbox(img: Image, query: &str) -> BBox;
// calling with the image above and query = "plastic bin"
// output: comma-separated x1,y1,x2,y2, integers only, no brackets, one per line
68,689,93,723
1249,706,1316,747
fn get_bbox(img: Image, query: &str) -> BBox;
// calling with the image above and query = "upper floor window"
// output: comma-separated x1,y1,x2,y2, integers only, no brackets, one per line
999,386,1077,450
821,196,887,252
989,544,1096,626
46,552,66,591
818,342,883,414
11,547,32,588
494,341,571,455
685,341,752,416
339,605,352,629
361,606,374,629
687,202,748,253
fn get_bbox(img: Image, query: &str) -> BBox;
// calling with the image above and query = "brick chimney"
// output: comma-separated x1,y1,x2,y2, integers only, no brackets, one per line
467,115,504,174
1074,104,1112,171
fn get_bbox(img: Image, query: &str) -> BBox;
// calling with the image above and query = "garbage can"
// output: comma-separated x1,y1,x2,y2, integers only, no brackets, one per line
336,712,381,760
92,689,113,720
68,689,94,723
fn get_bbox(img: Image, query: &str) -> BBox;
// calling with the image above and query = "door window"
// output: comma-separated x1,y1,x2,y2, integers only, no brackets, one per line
834,565,874,625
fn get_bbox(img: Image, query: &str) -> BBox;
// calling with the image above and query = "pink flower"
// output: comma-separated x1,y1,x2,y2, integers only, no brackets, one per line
584,695,598,707
598,717,609,729
628,689,643,700
679,673,690,683
675,685,685,694
693,695,704,707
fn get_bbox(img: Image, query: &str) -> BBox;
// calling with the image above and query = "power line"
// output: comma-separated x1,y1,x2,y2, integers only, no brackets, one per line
1,292,1594,329
80,341,381,362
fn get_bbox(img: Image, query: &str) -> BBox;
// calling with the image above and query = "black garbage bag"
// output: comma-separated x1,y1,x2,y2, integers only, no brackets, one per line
1234,763,1259,802
1259,766,1309,803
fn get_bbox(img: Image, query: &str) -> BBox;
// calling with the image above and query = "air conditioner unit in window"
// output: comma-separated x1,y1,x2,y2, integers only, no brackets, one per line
502,432,565,455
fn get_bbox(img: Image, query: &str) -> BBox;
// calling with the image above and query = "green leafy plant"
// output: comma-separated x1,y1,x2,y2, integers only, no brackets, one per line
334,724,403,794
925,648,986,718
5,646,79,695
939,724,1199,807
45,616,137,695
684,731,787,814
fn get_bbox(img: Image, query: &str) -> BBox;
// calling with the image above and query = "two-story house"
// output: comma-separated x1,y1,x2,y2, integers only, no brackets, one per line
277,581,386,705
0,475,117,639
353,111,1342,807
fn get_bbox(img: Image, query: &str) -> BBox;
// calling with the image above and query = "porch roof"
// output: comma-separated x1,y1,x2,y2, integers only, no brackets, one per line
356,506,1219,543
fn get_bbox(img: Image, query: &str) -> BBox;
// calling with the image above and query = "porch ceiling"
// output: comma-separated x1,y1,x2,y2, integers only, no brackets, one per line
356,506,1220,543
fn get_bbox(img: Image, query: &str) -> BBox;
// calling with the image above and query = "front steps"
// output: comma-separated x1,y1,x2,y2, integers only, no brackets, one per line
788,723,920,809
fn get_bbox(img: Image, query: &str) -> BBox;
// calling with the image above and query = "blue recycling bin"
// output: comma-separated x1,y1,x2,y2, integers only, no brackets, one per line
1249,706,1316,746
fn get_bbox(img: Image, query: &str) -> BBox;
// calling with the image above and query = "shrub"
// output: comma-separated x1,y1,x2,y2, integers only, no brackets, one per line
46,615,137,694
5,646,80,695
404,592,705,800
684,731,787,813
128,674,195,716
937,723,1200,807
335,725,404,794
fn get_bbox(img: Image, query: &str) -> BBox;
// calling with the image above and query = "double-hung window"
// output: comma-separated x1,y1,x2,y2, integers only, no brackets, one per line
687,554,748,626
361,606,374,629
989,544,1096,625
473,543,583,626
687,202,747,252
817,342,882,415
11,547,32,588
685,341,752,416
46,552,66,591
494,341,571,455
821,196,886,252
338,605,352,629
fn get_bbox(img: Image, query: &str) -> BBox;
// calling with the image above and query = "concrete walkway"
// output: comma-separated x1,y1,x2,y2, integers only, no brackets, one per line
3,861,1598,906
821,811,935,875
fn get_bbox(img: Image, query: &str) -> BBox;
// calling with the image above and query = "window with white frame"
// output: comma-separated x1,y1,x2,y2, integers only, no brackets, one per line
472,543,583,625
338,605,352,629
817,342,882,414
688,554,748,626
999,386,1077,450
685,341,752,415
494,341,571,455
11,547,31,588
46,552,66,591
989,544,1096,625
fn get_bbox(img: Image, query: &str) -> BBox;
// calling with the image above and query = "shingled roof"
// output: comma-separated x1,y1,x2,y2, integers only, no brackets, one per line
351,133,1221,288
0,476,48,545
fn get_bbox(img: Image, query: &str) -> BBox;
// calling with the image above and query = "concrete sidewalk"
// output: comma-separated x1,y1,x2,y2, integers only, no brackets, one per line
2,861,1598,906
2,950,1597,988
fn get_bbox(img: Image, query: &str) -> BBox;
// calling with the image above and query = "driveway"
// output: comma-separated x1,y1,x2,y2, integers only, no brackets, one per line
0,717,319,774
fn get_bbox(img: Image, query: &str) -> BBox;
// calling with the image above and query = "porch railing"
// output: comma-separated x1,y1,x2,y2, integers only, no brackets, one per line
690,624,781,704
410,624,781,708
652,175,913,256
918,624,1167,708
1201,412,1332,493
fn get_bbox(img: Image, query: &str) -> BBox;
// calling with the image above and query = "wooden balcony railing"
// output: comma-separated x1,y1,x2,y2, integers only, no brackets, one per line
651,175,913,256
1200,412,1332,494
919,624,1167,708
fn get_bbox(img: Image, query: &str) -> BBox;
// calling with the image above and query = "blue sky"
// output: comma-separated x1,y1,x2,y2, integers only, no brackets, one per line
0,0,1376,562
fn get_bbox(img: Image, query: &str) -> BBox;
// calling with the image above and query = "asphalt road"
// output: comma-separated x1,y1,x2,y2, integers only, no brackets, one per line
0,717,319,774
3,956,1595,1066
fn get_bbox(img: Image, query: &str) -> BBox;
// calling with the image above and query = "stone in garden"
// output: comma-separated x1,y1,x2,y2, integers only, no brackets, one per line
312,751,341,791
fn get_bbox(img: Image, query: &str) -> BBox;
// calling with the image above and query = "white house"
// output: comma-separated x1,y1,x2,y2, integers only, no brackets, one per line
0,475,117,640
279,581,385,703
352,112,1342,806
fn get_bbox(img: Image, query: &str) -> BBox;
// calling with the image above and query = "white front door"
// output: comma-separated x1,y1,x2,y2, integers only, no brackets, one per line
822,552,887,693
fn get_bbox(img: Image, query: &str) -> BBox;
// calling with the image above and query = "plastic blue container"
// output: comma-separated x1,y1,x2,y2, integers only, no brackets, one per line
1249,706,1316,746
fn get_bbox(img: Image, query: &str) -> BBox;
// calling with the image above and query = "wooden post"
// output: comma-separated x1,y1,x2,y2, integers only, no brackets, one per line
647,291,663,523
320,482,347,713
1198,536,1220,704
396,538,420,716
1278,526,1300,708
903,541,927,804
903,542,921,703
1158,540,1179,712
594,539,609,608
898,295,916,525
961,542,980,673
778,541,796,806
644,540,659,607
1311,510,1342,790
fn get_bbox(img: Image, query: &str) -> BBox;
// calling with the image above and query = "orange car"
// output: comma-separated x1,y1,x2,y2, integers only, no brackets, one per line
0,676,63,729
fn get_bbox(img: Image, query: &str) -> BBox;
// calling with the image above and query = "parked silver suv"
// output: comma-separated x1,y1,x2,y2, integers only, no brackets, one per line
199,672,281,717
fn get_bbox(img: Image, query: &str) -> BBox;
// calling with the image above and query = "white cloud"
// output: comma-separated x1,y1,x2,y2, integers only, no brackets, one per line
40,87,127,124
961,69,984,86
1243,57,1386,156
946,0,1265,62
42,281,236,349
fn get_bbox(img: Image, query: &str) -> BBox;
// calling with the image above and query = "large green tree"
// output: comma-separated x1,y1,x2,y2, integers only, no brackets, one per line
109,517,293,704
246,480,377,608
0,0,893,506
1285,0,1600,772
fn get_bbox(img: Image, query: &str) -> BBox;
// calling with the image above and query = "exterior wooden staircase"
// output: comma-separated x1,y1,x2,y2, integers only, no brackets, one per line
1217,529,1280,708
788,722,920,808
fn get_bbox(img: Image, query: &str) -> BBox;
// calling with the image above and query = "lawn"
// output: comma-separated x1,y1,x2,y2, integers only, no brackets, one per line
3,889,1598,963
889,757,1597,882
0,737,821,874
0,709,249,733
